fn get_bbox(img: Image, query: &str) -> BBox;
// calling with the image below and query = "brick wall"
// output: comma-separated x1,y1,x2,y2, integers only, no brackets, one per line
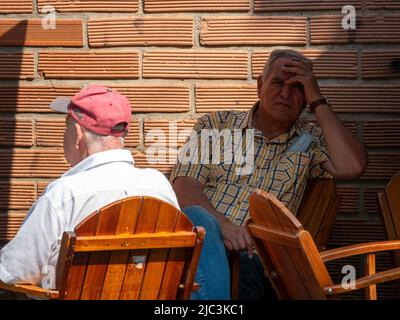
0,0,399,297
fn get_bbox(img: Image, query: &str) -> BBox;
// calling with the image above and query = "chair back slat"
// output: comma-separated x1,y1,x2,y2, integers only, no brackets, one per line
57,196,201,300
385,173,400,238
59,212,100,299
138,201,180,300
100,198,143,299
378,172,400,268
158,211,195,299
80,200,123,300
248,190,333,299
296,179,340,250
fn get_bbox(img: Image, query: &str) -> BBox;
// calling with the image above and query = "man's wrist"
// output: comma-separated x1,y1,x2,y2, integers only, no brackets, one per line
309,96,329,113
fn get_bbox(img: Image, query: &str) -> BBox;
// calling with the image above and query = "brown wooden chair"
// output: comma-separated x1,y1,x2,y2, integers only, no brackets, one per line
246,190,400,300
377,171,400,268
0,196,205,300
230,178,341,299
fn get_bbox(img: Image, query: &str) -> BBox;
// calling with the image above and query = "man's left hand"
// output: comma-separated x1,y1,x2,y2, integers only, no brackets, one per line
282,58,323,104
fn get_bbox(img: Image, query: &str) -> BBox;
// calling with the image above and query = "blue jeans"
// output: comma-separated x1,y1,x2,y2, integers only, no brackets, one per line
183,205,231,300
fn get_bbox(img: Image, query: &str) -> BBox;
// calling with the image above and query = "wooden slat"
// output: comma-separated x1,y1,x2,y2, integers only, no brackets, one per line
80,200,121,300
119,198,159,299
75,232,196,252
139,201,180,299
100,198,142,300
62,213,100,299
158,208,194,299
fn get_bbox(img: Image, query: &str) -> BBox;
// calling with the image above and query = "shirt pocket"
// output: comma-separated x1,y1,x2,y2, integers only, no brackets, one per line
274,151,311,185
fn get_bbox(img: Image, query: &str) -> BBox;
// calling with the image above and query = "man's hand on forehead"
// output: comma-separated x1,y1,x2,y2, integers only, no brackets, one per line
281,57,323,104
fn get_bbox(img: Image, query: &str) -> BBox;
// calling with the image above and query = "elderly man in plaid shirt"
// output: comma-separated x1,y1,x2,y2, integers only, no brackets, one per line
170,49,368,300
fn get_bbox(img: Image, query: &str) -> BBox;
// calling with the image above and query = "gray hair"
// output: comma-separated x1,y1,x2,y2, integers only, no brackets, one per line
67,116,125,149
262,48,310,79
83,128,125,148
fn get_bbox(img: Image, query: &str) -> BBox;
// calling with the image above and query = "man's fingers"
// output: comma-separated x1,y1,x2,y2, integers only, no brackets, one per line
243,231,254,258
282,65,305,76
285,75,303,85
237,235,248,252
224,239,233,251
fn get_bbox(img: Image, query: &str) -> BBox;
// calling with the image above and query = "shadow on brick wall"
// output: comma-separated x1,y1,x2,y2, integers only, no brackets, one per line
0,21,28,247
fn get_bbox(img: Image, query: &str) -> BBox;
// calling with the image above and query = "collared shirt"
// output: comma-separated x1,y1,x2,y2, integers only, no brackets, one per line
0,149,179,287
170,102,332,225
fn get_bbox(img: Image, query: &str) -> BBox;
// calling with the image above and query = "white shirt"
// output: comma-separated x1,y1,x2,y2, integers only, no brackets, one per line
0,149,180,288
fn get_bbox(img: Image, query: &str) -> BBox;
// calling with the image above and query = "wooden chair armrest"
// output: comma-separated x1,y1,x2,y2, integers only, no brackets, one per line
0,281,59,299
324,267,400,296
320,240,400,262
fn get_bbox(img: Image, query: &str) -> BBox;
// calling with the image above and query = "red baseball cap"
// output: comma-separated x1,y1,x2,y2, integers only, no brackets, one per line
49,84,131,137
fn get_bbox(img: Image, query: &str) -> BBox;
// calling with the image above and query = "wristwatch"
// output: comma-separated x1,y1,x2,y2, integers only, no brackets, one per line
309,97,329,113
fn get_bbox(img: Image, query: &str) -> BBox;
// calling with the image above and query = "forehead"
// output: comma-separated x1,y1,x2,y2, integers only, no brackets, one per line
267,57,293,80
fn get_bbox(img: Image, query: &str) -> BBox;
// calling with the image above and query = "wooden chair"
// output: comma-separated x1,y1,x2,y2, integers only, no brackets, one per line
0,196,205,300
230,178,341,299
246,190,400,300
377,171,400,268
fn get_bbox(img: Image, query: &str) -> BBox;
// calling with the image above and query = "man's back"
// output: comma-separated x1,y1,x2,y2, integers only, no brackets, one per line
0,149,179,287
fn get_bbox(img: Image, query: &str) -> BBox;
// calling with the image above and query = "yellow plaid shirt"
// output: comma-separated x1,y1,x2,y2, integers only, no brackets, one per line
170,102,332,225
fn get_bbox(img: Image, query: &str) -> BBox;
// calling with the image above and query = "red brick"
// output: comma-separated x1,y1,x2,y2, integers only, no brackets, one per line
144,119,197,148
364,187,385,214
310,15,400,44
320,86,400,113
0,20,83,47
362,50,400,79
336,185,358,214
252,50,358,79
39,51,139,79
132,151,173,176
143,50,248,79
145,0,248,12
363,121,400,148
201,16,306,46
109,85,191,113
38,0,138,12
36,118,140,148
0,86,79,113
0,181,36,210
0,1,32,13
363,153,400,180
0,149,69,178
88,17,193,47
0,52,35,80
196,85,257,113
0,212,27,241
0,118,33,147
255,0,361,11
37,181,51,197
366,1,400,9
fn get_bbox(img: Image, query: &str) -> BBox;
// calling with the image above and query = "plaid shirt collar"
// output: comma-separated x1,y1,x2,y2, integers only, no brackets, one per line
238,101,304,144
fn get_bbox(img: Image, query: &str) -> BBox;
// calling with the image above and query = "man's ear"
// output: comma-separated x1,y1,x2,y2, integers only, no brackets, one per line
257,74,264,98
74,123,85,149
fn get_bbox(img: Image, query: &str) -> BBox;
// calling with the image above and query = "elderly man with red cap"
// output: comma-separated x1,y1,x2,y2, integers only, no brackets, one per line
0,85,179,292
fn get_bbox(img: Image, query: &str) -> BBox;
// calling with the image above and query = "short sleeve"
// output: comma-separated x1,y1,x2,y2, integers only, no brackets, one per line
0,196,63,286
309,126,333,179
170,115,213,186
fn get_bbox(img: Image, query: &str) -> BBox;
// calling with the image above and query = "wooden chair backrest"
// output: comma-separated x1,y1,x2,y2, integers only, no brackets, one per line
55,196,204,300
378,171,400,267
296,178,341,250
230,178,340,299
247,190,334,300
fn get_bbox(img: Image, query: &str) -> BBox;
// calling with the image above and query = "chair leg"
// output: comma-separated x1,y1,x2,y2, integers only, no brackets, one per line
230,252,240,300
364,254,377,300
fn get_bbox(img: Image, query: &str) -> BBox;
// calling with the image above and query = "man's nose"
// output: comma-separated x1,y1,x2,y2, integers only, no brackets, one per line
280,83,290,99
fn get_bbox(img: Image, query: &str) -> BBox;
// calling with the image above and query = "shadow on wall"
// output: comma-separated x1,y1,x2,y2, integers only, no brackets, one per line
0,21,27,247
